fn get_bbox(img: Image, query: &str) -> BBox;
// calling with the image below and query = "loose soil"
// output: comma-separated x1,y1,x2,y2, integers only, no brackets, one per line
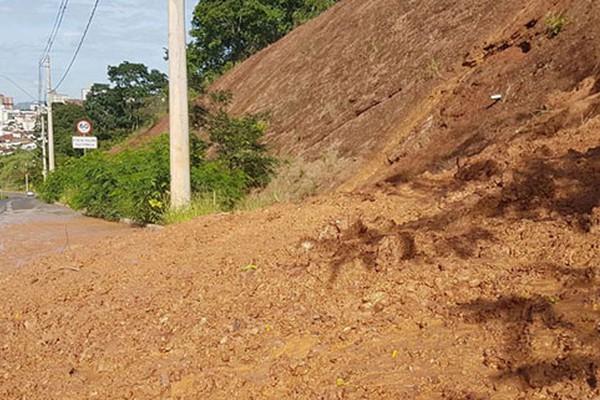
2,0,600,398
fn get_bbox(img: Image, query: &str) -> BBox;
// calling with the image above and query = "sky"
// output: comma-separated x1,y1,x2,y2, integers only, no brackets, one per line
0,0,197,104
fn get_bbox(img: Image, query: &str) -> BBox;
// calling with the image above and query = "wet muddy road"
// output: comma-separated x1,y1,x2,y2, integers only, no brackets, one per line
0,193,131,272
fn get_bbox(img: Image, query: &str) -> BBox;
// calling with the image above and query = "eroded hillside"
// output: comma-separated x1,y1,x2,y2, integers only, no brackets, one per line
2,0,600,398
214,0,599,192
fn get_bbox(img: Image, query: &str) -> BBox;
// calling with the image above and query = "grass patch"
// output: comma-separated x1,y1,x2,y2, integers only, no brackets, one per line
545,12,568,38
422,59,441,80
161,194,224,224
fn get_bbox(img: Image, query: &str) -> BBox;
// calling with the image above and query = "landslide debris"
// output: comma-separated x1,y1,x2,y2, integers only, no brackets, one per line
3,0,600,398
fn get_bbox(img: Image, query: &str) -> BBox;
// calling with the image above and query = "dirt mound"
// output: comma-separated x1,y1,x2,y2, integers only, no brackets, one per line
3,100,600,397
2,0,600,398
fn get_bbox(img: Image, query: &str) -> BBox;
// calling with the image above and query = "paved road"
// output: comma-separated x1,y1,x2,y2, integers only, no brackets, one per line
0,192,130,271
0,192,75,221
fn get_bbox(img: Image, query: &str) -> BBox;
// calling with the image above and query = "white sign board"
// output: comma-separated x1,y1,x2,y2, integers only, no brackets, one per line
76,119,93,135
72,136,98,149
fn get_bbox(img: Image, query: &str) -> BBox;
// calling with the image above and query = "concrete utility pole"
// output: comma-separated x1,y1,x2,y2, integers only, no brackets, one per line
45,56,55,172
168,0,191,209
41,111,48,180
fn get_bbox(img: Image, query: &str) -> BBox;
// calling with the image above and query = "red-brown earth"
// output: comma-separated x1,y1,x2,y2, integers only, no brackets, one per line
2,0,600,398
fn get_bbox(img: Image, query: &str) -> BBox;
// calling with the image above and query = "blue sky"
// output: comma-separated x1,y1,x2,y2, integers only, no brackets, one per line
0,0,197,104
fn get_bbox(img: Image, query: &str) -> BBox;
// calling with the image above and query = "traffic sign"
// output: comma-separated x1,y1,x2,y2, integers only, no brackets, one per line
76,119,93,135
72,136,98,149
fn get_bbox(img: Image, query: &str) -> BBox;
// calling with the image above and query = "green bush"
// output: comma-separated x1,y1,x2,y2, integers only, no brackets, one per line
545,12,568,38
192,161,248,208
206,110,277,187
40,138,170,222
39,104,278,224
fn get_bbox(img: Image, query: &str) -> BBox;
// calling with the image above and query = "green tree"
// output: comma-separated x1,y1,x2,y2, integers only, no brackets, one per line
52,102,90,161
0,150,39,191
84,83,122,134
85,61,168,134
188,0,339,89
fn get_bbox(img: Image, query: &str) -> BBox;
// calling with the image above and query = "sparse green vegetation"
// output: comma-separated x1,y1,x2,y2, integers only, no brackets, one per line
422,59,441,80
161,194,224,224
39,100,277,225
188,0,341,90
545,12,568,38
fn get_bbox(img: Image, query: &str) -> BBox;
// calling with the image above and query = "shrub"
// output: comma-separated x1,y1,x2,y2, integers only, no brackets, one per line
40,137,171,223
191,161,248,209
545,12,568,38
39,103,278,224
206,110,277,187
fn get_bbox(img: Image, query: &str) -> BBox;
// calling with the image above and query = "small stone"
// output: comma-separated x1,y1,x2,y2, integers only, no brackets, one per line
317,224,340,240
469,279,481,288
300,241,314,251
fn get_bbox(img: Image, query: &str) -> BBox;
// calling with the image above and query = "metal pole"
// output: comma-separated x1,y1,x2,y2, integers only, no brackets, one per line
168,0,191,209
46,56,55,171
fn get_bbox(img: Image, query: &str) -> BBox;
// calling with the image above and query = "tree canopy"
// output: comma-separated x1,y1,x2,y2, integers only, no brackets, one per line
85,61,168,134
188,0,339,89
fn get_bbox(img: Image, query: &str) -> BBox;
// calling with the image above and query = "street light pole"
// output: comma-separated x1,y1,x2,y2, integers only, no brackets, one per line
168,0,191,210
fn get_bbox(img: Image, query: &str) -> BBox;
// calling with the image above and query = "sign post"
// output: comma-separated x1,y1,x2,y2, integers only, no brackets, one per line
76,119,93,135
73,119,96,153
72,136,98,149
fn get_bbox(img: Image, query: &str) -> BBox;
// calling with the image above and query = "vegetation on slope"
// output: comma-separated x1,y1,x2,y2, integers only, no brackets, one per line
187,0,340,89
3,0,341,220
39,96,276,224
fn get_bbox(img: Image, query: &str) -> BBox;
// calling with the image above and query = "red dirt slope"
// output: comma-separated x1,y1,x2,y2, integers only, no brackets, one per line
2,0,600,398
213,0,599,192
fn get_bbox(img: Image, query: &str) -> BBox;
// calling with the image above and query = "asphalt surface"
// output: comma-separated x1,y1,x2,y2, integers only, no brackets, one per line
0,192,75,218
0,192,129,270
0,193,33,216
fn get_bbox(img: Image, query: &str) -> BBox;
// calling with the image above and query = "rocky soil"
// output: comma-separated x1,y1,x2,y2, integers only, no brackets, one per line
2,0,600,398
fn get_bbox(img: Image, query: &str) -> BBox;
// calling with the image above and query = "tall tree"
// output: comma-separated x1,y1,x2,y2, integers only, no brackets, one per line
188,0,339,89
85,62,168,133
52,102,90,160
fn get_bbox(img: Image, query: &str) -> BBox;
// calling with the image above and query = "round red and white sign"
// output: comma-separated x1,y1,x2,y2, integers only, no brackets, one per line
76,119,93,135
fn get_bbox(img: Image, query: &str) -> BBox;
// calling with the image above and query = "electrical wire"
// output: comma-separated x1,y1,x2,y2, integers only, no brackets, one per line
53,0,101,91
38,0,69,102
0,74,37,102
40,0,70,63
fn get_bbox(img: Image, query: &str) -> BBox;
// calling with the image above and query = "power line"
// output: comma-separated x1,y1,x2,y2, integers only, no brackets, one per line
40,0,70,63
39,0,70,102
54,0,101,91
0,74,37,102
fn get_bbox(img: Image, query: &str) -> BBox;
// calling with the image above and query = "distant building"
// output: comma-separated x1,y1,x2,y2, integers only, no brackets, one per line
51,92,70,104
0,93,13,127
81,87,91,100
0,94,14,110
0,93,39,156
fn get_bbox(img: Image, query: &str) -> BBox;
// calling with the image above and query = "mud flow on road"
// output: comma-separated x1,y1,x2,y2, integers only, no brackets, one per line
0,196,131,272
